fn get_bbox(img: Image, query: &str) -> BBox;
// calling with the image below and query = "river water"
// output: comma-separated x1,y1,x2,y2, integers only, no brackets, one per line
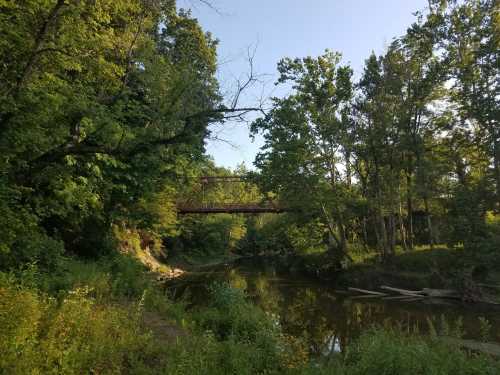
167,257,500,355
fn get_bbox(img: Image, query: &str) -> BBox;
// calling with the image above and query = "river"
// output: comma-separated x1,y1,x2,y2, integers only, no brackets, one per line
167,257,500,356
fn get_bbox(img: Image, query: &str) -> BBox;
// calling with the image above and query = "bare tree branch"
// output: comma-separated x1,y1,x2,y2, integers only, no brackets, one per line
185,0,225,16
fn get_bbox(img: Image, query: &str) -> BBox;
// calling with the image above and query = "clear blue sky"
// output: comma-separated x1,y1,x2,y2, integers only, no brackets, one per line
180,0,428,170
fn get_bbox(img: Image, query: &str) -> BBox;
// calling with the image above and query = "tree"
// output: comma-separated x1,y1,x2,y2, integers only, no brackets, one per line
0,0,228,259
251,51,356,266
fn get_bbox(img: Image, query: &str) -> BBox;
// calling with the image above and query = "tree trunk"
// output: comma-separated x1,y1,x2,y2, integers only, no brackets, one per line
338,213,348,257
399,194,408,251
371,158,389,257
455,156,467,187
424,196,435,249
388,213,396,255
494,138,500,211
345,150,352,188
373,213,382,253
378,212,389,259
362,216,369,251
406,158,414,250
319,202,351,267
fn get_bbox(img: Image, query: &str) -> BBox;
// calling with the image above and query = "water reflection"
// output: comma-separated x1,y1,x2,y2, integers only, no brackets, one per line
169,258,500,356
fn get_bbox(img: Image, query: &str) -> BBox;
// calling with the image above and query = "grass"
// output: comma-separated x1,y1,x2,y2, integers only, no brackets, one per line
1,252,500,374
0,275,161,374
331,328,499,375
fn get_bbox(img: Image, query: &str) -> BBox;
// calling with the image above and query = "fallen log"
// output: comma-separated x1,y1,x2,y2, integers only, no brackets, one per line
422,288,460,299
346,285,499,305
380,286,425,297
348,287,387,296
381,286,462,299
382,295,425,301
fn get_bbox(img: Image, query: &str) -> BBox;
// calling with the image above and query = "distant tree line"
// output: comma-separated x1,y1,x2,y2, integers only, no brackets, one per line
250,0,499,265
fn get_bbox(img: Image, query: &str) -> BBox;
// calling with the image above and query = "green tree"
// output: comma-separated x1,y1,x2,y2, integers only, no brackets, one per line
0,0,226,262
251,51,356,266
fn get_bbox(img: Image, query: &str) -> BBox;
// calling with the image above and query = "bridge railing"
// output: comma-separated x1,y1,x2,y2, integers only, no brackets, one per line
176,175,288,214
177,202,288,214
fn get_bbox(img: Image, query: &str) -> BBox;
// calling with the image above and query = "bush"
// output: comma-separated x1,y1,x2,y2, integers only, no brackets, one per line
0,180,64,270
24,254,152,301
195,283,279,341
339,329,499,375
193,283,307,373
163,333,284,375
0,279,163,374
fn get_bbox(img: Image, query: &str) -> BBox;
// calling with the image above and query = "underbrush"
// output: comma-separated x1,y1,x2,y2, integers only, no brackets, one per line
344,329,498,374
0,277,164,374
1,254,499,374
192,283,309,373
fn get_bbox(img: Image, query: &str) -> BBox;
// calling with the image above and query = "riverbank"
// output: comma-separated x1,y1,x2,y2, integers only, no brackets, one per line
273,245,500,304
167,252,245,273
2,251,500,374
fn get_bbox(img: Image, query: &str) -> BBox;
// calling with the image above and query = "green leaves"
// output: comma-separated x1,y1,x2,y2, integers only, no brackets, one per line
253,52,356,261
0,1,224,261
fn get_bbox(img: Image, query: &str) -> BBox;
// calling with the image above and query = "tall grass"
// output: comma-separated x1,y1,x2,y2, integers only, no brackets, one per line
1,255,499,374
0,278,162,374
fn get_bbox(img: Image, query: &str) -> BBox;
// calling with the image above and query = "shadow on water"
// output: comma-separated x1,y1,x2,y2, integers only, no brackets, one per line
166,257,500,356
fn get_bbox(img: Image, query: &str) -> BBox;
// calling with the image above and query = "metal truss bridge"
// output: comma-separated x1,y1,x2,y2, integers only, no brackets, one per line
176,175,288,214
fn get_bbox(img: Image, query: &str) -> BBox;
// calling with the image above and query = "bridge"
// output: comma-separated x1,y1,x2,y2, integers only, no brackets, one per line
177,203,287,214
176,175,289,214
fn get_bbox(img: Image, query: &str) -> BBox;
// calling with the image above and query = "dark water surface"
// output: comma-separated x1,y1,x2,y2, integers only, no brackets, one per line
167,258,500,355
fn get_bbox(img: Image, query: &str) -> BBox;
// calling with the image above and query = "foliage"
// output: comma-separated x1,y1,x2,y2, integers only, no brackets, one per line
0,179,65,269
249,0,499,266
173,214,246,260
335,329,499,375
195,283,279,341
191,282,311,373
0,0,223,264
251,50,356,265
0,277,162,374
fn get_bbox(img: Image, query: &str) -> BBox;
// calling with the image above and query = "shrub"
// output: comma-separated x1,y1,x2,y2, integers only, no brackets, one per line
0,278,43,373
0,180,64,271
0,278,164,374
195,283,279,341
3,268,500,375
163,333,283,375
193,283,306,373
31,254,152,300
339,329,499,375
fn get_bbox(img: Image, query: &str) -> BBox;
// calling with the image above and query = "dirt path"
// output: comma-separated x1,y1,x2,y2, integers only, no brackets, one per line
142,311,186,344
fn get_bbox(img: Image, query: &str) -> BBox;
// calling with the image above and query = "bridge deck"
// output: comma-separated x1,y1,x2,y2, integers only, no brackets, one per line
177,204,287,214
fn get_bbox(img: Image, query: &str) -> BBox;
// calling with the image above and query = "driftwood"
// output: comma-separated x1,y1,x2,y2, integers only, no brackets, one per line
381,286,462,299
347,285,461,300
382,295,425,301
422,288,460,299
380,286,425,297
347,284,500,305
348,287,387,296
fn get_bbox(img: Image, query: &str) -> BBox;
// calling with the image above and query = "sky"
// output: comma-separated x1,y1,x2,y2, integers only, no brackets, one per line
180,0,428,170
